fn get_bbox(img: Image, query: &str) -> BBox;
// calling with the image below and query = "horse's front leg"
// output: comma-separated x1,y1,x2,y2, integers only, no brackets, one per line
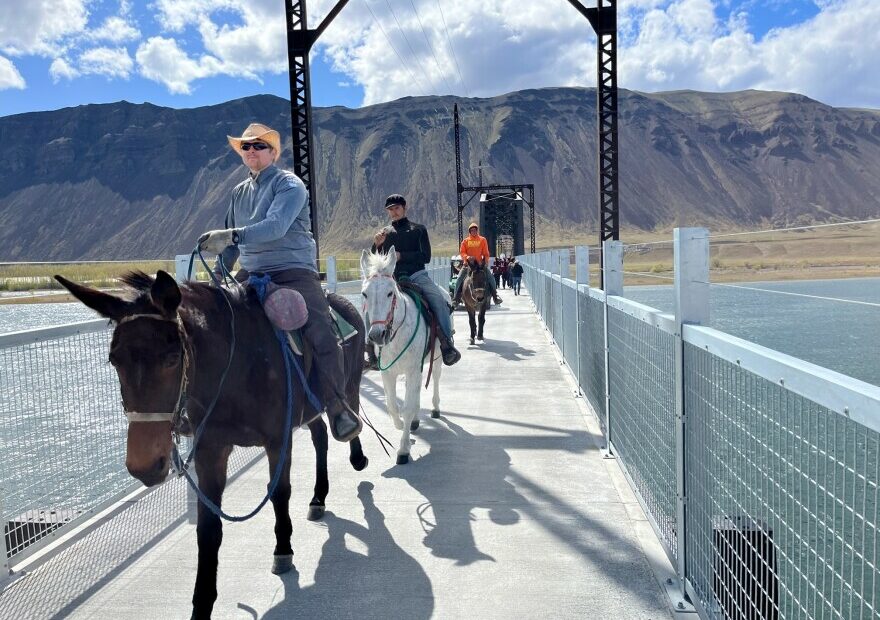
468,310,477,344
192,445,232,620
431,345,442,417
478,307,486,341
305,415,328,522
266,436,295,571
397,368,421,464
381,370,403,430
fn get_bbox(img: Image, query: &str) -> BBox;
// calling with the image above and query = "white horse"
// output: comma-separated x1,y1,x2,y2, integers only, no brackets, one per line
360,247,444,464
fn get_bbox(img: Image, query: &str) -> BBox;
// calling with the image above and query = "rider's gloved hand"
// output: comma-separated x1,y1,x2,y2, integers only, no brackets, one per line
198,229,238,253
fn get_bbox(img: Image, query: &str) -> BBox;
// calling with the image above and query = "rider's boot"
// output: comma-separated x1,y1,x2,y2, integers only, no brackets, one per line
493,293,503,305
326,397,363,442
363,344,379,372
438,332,461,366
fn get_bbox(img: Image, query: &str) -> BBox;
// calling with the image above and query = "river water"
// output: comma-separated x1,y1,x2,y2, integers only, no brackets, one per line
7,277,877,384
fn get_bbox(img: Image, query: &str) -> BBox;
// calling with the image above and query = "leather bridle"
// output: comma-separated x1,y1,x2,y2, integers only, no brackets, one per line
365,273,406,344
115,313,190,430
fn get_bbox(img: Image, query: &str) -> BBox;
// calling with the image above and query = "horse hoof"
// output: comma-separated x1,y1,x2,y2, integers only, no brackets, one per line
410,418,420,431
431,409,440,418
396,454,409,465
470,338,475,345
271,554,294,574
351,455,369,472
306,504,325,521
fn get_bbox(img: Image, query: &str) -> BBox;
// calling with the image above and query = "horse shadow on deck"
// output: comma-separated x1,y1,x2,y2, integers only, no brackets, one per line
378,413,667,612
382,415,591,567
259,481,433,620
469,338,536,362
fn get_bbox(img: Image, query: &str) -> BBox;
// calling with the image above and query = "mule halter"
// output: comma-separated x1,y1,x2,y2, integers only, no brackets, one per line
116,313,190,426
366,274,406,343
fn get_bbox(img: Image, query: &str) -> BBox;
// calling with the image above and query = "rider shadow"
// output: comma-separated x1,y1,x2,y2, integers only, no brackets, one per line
382,416,523,567
473,338,536,362
260,481,434,619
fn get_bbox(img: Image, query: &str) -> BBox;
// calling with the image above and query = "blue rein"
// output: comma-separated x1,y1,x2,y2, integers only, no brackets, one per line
171,252,318,522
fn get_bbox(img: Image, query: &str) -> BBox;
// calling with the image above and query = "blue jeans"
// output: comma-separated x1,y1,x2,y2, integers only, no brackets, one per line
511,275,521,294
407,269,454,341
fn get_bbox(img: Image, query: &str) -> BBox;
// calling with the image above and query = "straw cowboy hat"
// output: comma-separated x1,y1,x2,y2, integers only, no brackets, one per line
227,123,282,162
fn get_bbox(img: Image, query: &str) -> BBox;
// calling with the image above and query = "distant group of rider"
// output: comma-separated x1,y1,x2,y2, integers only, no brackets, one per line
197,122,519,446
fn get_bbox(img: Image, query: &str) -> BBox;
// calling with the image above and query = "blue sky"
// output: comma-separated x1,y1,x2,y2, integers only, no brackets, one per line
0,0,876,118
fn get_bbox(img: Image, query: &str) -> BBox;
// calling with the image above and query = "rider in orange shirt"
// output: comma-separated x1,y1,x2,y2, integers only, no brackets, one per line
452,222,502,305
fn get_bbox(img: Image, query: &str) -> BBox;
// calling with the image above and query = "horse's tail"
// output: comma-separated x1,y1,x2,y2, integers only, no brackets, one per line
327,292,366,405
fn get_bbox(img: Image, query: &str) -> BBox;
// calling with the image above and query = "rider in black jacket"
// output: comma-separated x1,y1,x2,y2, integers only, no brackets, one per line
368,194,460,368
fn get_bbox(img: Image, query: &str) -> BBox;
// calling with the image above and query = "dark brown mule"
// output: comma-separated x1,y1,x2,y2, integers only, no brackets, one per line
56,271,368,620
461,258,490,344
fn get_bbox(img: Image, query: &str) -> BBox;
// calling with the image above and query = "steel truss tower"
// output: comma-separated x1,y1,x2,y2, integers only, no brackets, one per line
568,0,619,286
285,0,350,259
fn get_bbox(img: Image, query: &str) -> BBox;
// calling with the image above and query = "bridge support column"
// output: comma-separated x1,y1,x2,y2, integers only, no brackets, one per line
672,227,709,610
601,241,622,456
326,256,337,294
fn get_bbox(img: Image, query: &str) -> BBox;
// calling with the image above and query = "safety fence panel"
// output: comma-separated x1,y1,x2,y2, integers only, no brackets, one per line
0,319,309,574
606,297,678,560
683,326,880,620
0,321,134,567
561,280,579,379
578,288,607,435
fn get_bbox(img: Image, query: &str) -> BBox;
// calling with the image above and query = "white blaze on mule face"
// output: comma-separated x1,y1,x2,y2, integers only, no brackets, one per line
360,247,443,464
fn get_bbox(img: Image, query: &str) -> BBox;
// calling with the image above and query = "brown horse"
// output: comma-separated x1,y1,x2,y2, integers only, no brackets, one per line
56,271,368,620
460,258,490,344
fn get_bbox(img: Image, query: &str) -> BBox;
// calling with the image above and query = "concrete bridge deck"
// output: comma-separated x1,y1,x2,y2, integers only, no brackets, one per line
0,288,676,619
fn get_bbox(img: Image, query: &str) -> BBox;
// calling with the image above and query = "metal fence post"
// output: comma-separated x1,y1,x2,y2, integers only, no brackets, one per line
602,241,623,456
326,256,337,294
672,227,709,604
174,254,191,283
1,493,10,586
575,246,589,286
574,246,590,397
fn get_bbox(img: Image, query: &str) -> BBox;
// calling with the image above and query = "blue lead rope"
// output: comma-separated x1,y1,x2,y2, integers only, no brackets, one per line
172,254,319,521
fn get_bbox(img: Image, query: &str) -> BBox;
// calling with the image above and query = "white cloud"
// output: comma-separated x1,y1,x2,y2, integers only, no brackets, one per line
0,55,26,90
0,0,89,56
49,57,80,82
78,46,134,79
88,16,141,44
135,37,223,94
620,0,880,107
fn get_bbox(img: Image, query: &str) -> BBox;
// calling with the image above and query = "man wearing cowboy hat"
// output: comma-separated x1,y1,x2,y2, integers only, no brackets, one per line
452,222,502,306
369,193,461,368
199,122,362,443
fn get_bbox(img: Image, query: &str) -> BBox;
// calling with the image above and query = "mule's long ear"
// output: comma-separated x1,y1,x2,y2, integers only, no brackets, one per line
55,275,132,322
386,244,398,273
360,249,370,280
150,271,182,317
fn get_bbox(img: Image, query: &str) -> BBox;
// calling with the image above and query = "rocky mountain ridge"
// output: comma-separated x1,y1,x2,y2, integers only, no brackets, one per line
1,87,878,260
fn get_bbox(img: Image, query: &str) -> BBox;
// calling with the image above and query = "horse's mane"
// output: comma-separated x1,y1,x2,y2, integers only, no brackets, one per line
364,251,394,278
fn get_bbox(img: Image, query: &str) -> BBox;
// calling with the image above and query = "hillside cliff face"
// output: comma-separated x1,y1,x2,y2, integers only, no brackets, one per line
1,88,878,260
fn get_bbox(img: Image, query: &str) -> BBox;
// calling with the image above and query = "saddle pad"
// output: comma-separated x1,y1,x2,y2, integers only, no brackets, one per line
286,331,305,356
330,307,358,343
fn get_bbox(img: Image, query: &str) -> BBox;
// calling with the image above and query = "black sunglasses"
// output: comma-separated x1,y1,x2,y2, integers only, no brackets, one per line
240,142,271,151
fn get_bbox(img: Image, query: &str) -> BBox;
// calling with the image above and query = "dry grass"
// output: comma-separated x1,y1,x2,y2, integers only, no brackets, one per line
4,223,879,301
